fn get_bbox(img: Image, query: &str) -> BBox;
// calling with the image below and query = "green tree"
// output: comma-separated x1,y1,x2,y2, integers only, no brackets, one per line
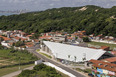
0,37,4,42
30,34,40,39
15,41,24,47
33,63,46,71
18,70,36,77
83,37,90,42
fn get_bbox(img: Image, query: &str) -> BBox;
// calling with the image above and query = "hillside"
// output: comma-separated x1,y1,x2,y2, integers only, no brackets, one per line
0,5,116,37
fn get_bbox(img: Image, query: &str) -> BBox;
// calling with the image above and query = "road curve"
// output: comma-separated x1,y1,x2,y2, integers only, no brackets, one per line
27,48,86,77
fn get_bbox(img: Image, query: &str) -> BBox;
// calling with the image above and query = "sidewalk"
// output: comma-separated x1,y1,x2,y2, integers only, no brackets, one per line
2,66,34,77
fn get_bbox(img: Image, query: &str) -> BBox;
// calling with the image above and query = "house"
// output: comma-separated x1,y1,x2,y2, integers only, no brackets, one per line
20,32,27,37
26,35,33,41
25,44,34,48
39,36,52,40
0,35,11,41
1,41,10,48
101,57,116,64
101,46,110,51
89,59,116,77
13,37,27,42
32,39,39,42
95,34,103,40
25,42,34,48
51,36,66,43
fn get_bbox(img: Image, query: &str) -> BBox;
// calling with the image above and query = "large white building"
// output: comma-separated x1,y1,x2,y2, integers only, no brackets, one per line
41,41,113,62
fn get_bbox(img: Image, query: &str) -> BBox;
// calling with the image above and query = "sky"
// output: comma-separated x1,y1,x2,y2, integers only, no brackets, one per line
0,0,116,11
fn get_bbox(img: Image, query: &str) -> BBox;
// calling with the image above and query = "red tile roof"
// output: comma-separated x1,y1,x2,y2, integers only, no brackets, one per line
89,47,98,49
101,46,109,50
102,57,116,63
67,37,73,39
0,35,11,41
81,30,86,33
89,59,116,73
39,36,52,39
21,32,26,35
31,33,35,35
25,42,34,48
34,39,39,42
14,37,27,41
97,34,102,37
27,35,32,37
25,44,34,47
8,42,14,46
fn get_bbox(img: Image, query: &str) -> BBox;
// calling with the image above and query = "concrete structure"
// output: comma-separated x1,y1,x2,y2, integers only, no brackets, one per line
35,60,43,65
44,62,76,77
41,41,113,63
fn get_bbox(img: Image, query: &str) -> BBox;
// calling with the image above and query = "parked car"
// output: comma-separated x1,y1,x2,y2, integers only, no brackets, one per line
88,73,94,77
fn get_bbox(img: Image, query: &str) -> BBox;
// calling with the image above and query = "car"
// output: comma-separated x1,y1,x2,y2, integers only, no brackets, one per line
88,73,94,77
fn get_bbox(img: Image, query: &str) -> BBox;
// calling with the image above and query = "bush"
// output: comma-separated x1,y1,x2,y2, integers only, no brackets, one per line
33,64,46,71
18,70,36,77
83,37,90,42
18,64,62,77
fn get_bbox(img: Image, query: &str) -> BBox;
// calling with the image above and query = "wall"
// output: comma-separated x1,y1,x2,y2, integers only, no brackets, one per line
43,62,76,77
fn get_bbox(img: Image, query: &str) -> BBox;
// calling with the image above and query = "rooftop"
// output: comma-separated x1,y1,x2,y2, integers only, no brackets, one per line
43,41,106,62
0,35,11,41
89,59,116,73
102,57,116,63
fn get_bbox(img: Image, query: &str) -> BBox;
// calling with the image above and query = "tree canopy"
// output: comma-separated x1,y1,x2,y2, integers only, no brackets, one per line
83,37,90,42
18,63,62,77
0,5,116,37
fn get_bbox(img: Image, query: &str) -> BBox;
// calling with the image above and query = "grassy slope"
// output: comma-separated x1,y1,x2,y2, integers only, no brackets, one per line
0,49,38,76
0,64,34,76
0,49,38,66
0,5,116,37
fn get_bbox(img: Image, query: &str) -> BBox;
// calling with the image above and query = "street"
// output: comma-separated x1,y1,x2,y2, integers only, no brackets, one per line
27,46,86,77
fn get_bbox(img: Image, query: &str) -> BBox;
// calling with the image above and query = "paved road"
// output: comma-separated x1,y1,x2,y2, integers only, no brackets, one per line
27,47,86,77
2,66,34,77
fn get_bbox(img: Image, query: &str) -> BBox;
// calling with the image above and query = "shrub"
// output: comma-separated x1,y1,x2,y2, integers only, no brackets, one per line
83,37,90,42
33,64,46,71
18,70,36,77
18,64,62,77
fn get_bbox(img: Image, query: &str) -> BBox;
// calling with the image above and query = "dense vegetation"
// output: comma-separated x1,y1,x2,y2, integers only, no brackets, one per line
83,37,90,42
0,49,38,68
0,5,116,37
18,63,62,77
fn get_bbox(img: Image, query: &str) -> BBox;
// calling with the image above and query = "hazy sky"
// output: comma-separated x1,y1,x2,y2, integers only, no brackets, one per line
0,0,116,11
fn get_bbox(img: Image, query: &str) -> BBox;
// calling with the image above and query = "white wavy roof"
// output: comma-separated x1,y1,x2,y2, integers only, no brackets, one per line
43,41,106,62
